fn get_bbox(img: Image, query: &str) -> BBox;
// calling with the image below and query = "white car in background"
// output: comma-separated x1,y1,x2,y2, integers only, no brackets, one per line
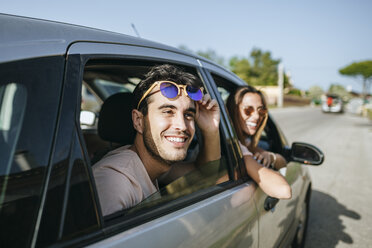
322,94,344,113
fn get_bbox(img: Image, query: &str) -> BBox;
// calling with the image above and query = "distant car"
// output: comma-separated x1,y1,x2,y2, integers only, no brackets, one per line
322,94,343,113
0,13,324,248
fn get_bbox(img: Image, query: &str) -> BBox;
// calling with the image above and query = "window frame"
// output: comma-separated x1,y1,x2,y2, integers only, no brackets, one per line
62,41,245,244
199,61,251,180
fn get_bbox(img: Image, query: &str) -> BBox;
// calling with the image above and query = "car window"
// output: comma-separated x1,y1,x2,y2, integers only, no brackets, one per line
35,55,100,247
0,57,64,247
79,59,232,221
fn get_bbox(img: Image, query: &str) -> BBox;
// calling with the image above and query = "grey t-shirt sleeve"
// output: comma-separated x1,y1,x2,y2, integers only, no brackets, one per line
92,146,158,216
94,166,142,216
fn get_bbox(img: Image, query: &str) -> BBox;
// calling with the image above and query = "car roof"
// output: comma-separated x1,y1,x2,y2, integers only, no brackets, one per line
0,13,199,63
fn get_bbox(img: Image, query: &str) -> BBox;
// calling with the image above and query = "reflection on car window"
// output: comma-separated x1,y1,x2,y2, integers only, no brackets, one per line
0,83,27,201
0,56,64,247
128,157,228,213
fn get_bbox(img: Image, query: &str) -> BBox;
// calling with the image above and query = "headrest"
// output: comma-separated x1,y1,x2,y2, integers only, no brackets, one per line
98,92,136,144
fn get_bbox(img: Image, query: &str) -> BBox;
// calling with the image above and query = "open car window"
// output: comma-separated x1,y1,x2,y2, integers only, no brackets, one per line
79,59,233,220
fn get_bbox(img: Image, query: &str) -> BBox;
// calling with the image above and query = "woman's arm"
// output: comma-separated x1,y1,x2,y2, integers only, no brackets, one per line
243,155,291,199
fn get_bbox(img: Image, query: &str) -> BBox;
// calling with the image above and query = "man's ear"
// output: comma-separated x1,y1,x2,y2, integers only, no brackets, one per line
132,109,144,134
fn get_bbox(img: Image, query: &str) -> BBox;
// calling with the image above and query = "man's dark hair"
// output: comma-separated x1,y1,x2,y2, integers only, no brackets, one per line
133,64,202,115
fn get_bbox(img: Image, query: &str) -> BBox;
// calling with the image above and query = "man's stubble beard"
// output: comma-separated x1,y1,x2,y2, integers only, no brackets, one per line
142,118,187,165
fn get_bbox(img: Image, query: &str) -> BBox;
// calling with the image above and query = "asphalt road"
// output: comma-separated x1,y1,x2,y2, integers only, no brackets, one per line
270,106,372,248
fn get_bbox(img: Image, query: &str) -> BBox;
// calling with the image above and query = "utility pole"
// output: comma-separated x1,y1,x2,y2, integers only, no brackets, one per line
277,63,284,108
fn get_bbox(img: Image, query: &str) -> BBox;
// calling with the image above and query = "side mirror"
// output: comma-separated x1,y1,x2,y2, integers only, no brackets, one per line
80,110,96,126
289,142,324,166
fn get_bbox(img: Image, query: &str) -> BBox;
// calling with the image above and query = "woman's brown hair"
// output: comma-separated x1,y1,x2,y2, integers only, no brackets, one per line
226,85,268,151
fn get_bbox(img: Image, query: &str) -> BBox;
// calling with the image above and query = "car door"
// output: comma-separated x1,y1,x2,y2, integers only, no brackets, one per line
56,41,261,247
252,117,305,247
201,61,307,247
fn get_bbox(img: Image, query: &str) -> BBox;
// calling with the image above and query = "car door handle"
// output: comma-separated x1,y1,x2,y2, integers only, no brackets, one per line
264,196,279,211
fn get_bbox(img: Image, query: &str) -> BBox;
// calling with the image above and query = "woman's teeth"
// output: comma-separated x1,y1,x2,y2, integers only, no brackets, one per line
246,122,257,127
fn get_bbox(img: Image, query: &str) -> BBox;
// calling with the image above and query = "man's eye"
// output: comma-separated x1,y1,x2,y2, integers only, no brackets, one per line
163,110,174,115
185,113,195,120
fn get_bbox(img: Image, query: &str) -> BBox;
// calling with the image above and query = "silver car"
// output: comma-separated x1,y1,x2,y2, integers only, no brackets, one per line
0,13,324,248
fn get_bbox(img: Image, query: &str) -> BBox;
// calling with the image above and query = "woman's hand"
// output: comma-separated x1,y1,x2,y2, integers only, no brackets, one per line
253,151,273,168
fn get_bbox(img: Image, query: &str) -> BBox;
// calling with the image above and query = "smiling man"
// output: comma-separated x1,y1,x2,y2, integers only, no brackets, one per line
93,64,221,216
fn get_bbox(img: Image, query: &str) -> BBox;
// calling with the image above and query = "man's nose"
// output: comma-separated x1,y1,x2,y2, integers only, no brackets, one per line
173,113,187,131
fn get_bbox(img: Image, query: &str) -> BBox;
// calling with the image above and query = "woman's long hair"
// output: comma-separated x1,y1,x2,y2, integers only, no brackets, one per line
226,85,268,151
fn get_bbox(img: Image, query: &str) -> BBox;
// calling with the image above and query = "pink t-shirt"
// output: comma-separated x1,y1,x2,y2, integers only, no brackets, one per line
93,145,158,216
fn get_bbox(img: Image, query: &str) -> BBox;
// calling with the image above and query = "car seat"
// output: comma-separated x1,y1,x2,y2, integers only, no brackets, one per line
92,92,135,164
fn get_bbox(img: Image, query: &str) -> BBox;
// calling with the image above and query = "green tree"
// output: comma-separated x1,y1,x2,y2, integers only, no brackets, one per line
308,85,324,103
250,48,280,86
339,60,372,98
229,48,289,87
328,84,351,102
229,56,252,83
179,46,290,88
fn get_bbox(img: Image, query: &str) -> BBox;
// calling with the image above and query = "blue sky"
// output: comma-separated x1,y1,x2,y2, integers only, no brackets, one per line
2,0,372,93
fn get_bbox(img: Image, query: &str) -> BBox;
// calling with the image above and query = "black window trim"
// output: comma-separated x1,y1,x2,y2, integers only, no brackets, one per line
201,66,250,180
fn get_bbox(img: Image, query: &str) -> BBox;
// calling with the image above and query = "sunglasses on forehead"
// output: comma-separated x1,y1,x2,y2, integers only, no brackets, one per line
243,106,268,116
137,81,204,109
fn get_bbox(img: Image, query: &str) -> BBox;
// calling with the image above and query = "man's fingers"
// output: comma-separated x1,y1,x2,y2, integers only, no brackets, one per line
201,94,211,105
207,99,218,109
198,94,219,110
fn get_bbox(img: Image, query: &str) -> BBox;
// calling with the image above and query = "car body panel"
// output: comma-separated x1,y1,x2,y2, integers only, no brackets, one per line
67,42,200,68
89,184,259,248
0,14,202,64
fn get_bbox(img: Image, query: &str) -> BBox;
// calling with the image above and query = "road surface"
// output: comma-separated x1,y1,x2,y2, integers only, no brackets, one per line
270,106,372,248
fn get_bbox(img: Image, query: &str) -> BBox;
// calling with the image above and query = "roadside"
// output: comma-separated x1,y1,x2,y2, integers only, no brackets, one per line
270,107,372,248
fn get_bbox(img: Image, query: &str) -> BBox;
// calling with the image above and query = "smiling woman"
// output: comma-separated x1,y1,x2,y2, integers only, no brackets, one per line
225,85,291,199
226,86,287,169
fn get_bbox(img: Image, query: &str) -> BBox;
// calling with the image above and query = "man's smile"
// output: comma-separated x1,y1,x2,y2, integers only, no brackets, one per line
165,136,187,143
